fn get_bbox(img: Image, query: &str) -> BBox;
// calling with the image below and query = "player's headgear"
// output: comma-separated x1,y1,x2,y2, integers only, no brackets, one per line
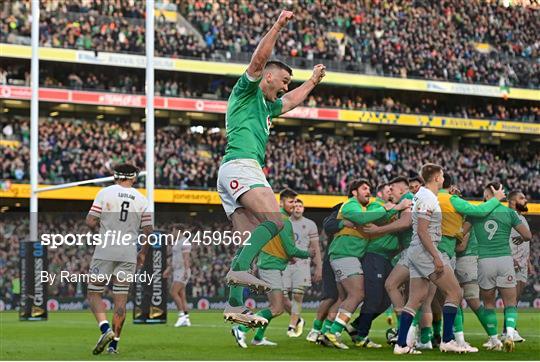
113,163,139,181
347,178,371,197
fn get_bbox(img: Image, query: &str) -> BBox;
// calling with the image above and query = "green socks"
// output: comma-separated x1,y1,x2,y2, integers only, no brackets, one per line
483,308,498,336
228,285,244,307
412,310,422,326
231,221,280,271
433,317,442,338
312,319,323,332
321,319,333,334
330,320,346,335
504,306,518,330
453,307,464,333
253,309,274,341
227,221,280,307
420,327,433,344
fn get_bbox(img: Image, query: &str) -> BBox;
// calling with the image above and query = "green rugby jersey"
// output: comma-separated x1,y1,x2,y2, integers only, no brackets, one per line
469,203,522,259
257,209,310,271
222,73,283,166
366,197,400,260
329,197,387,260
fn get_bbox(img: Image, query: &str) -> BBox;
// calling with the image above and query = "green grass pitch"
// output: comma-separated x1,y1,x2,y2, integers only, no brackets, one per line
1,310,539,360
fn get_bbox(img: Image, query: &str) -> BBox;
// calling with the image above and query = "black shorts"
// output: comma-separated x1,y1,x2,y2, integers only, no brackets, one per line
321,250,338,301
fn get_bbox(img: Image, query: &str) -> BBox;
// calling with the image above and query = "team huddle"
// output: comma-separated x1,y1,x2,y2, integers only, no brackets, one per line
80,9,533,356
215,9,533,354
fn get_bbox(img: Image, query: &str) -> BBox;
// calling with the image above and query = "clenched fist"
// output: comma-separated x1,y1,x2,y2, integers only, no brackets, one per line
276,10,294,28
310,64,326,85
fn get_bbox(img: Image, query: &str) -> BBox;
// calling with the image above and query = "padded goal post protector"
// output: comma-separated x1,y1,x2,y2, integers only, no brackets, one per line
19,241,48,321
133,231,168,324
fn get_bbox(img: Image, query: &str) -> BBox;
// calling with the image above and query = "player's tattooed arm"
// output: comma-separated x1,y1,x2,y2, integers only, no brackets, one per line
247,10,293,79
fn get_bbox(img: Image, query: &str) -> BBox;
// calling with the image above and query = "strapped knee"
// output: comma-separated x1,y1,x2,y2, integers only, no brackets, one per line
463,283,479,300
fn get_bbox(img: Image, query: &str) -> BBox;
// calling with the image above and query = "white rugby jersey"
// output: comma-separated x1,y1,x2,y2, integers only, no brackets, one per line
510,213,530,267
411,186,442,247
290,216,318,265
88,184,152,263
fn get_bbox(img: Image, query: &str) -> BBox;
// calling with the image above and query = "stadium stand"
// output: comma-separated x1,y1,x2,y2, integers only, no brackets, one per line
1,62,539,123
2,118,539,199
1,0,539,87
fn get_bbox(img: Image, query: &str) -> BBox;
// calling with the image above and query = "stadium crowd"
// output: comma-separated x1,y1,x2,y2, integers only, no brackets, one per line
1,0,539,88
0,216,323,305
2,63,539,123
2,118,540,200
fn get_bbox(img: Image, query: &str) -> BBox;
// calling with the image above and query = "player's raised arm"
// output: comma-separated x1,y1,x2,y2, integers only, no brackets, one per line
247,10,294,79
280,64,326,114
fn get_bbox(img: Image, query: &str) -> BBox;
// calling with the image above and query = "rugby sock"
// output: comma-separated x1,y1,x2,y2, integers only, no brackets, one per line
109,337,119,350
321,319,333,334
99,320,110,334
412,309,422,326
312,319,323,332
483,308,498,337
228,286,244,307
433,317,442,339
396,312,401,331
329,310,351,335
442,303,458,343
453,306,464,333
420,327,432,344
504,306,518,337
253,309,275,341
396,308,415,347
231,221,280,271
473,306,491,335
